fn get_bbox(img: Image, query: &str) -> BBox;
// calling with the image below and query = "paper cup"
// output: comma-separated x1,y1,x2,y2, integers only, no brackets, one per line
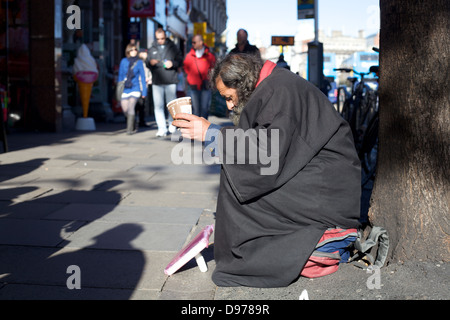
166,97,192,119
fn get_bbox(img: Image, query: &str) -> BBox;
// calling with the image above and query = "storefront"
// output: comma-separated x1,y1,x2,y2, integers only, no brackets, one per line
0,0,126,132
0,0,31,130
1,0,224,132
62,0,120,127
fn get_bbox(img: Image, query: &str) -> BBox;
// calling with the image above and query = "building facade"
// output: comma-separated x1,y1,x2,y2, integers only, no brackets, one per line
0,0,227,132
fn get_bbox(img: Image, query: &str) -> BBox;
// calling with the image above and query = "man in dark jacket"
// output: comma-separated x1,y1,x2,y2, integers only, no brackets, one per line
172,54,361,288
229,29,260,57
148,28,183,136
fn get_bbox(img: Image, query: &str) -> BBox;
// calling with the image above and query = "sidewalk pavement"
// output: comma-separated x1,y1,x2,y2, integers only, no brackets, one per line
0,116,448,301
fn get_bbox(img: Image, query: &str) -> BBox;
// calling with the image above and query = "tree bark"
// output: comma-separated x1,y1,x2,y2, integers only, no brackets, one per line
369,0,450,262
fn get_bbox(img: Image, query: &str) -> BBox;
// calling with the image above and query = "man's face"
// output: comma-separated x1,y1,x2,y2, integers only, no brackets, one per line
237,30,247,45
216,77,238,111
216,77,244,125
156,32,166,45
192,36,203,51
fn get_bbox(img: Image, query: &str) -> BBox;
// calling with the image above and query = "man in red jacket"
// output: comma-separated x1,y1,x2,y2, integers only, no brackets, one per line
183,34,216,119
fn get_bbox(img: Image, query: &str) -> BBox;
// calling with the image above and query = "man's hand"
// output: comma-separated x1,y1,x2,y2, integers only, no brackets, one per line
164,60,173,69
172,113,211,141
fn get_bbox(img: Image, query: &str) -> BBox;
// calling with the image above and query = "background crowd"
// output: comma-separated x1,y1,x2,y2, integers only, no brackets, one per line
118,28,260,136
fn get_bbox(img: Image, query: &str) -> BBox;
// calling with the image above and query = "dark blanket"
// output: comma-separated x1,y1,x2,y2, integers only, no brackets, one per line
212,67,361,288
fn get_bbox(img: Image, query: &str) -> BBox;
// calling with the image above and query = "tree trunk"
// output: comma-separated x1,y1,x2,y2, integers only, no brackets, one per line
369,0,450,262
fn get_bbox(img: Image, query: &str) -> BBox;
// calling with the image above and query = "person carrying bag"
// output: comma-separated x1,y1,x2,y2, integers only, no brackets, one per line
117,43,147,134
183,34,216,119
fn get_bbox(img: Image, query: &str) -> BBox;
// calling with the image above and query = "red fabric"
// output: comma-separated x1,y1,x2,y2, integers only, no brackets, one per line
300,228,358,278
255,61,277,88
317,228,358,243
300,254,340,278
183,46,216,90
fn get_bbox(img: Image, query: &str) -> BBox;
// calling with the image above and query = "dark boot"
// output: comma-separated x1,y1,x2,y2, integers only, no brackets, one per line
127,114,135,135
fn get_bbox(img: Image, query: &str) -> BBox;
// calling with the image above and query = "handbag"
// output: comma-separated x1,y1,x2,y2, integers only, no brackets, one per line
115,80,125,101
116,60,138,101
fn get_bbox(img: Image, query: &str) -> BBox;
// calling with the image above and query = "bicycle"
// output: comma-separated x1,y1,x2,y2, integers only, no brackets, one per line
359,64,379,187
333,67,378,153
335,49,380,224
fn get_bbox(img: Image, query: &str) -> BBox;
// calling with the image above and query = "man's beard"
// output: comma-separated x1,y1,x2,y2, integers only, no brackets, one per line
230,100,247,126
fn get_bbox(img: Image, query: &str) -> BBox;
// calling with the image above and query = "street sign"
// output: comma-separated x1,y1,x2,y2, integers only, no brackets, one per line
205,32,215,48
128,22,140,40
298,0,315,20
271,36,295,46
194,22,207,36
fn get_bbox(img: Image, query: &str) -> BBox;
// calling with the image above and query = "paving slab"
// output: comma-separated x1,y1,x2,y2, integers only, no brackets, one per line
61,220,195,252
120,190,214,209
0,201,66,219
0,218,85,246
66,160,138,171
146,176,219,194
0,245,172,292
67,171,157,191
57,154,120,162
45,204,204,225
0,283,159,300
32,188,127,205
0,184,54,200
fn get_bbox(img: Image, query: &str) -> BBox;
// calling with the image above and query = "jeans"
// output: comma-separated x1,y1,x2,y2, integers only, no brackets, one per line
189,88,212,119
152,84,176,133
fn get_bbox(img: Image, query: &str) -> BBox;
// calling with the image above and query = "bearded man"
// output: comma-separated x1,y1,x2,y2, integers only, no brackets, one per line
172,54,361,288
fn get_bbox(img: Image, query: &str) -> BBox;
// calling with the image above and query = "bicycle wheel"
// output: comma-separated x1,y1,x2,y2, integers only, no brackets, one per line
336,87,347,114
347,100,359,144
359,113,379,186
340,100,356,144
356,86,375,134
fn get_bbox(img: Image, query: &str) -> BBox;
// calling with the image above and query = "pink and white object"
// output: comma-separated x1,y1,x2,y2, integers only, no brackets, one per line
164,225,214,275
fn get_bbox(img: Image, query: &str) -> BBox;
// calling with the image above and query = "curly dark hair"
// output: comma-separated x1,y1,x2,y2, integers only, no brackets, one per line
210,53,263,106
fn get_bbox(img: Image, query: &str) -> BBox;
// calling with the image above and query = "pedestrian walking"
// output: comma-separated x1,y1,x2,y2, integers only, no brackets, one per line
229,29,260,57
148,28,184,137
118,43,147,135
183,34,216,119
136,48,152,128
276,53,290,70
173,53,361,288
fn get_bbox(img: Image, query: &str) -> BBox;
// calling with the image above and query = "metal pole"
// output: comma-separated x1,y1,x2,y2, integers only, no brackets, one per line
314,0,319,42
1,0,10,153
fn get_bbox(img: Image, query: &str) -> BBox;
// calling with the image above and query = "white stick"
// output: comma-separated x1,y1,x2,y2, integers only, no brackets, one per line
195,253,207,272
